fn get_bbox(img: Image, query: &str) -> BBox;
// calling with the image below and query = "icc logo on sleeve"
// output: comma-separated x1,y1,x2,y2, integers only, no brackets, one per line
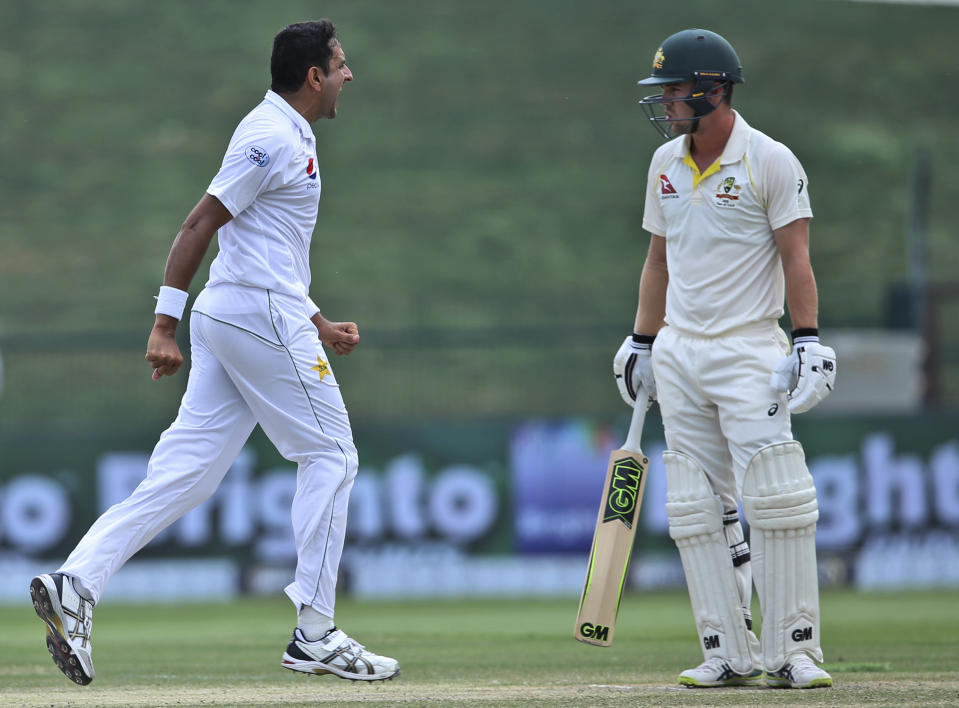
245,145,270,167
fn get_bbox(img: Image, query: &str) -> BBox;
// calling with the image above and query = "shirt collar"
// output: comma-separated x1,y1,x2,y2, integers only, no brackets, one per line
264,90,314,142
669,109,750,164
720,110,749,164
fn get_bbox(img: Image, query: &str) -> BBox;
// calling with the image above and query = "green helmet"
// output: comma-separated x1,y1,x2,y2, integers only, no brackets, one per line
638,29,744,87
637,29,743,139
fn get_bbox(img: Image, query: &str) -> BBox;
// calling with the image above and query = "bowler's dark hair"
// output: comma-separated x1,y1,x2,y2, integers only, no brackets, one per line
270,20,338,94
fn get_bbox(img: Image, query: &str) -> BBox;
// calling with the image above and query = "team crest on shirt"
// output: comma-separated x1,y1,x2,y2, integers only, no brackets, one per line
659,174,679,199
714,176,741,207
245,145,270,167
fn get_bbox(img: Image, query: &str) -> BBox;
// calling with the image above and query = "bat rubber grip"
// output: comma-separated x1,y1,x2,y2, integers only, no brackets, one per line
623,399,648,453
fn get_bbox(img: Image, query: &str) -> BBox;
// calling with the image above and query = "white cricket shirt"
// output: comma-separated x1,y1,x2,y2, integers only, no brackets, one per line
642,110,812,336
194,90,322,326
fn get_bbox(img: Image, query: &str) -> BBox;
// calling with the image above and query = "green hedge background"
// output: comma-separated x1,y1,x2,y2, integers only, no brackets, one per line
2,0,957,427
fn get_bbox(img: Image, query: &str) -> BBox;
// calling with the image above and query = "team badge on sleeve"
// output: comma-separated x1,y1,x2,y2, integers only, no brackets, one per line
245,145,270,167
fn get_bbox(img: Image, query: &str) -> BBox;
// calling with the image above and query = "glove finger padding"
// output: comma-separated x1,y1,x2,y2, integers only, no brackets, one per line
613,336,639,407
635,353,656,401
788,342,837,413
769,350,799,393
613,335,656,408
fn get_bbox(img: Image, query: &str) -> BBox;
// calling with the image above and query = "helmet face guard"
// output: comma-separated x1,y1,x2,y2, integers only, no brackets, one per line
639,74,733,140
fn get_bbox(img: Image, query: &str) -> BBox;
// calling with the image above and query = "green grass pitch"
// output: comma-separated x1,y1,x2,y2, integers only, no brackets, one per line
2,590,957,706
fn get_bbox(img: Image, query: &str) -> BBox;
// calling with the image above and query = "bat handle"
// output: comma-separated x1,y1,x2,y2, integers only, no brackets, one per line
622,393,650,454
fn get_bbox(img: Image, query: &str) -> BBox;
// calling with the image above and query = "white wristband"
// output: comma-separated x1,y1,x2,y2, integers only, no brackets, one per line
154,286,189,320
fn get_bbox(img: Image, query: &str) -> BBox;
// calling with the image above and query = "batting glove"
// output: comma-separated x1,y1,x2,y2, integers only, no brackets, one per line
613,334,656,409
770,329,837,414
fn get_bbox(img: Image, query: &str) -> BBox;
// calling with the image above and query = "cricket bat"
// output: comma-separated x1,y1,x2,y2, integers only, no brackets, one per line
574,398,650,646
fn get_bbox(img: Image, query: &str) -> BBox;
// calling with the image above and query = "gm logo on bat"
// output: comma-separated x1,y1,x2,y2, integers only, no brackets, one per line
602,456,646,528
579,623,610,642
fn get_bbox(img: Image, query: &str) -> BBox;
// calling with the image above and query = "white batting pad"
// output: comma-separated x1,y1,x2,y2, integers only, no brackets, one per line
665,451,759,674
742,441,823,670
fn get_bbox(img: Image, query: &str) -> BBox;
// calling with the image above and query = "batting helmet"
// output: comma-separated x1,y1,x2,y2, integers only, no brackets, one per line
638,29,743,87
638,29,743,139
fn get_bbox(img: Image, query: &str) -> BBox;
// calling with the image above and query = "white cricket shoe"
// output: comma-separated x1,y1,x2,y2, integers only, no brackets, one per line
766,652,833,688
29,573,95,685
281,627,400,681
678,656,763,687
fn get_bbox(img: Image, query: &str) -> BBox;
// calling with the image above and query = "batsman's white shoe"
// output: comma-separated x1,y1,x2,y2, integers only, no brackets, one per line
678,656,763,688
29,573,95,685
766,652,833,688
281,627,400,682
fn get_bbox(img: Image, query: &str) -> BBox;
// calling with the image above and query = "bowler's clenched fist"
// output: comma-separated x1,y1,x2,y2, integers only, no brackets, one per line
146,319,183,379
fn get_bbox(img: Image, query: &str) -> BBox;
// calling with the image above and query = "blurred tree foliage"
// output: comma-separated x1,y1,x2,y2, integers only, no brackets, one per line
1,0,958,426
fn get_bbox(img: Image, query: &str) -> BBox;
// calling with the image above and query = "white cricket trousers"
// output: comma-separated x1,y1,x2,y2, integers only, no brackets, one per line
59,300,357,616
652,320,793,508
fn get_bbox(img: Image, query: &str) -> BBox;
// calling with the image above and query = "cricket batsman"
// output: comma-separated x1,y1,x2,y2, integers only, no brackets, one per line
613,28,836,688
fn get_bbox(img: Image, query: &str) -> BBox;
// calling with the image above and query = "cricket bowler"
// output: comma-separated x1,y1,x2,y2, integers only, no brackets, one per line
30,19,399,685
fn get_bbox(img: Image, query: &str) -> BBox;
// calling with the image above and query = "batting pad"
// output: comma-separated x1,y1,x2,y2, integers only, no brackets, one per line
742,441,823,670
665,451,759,674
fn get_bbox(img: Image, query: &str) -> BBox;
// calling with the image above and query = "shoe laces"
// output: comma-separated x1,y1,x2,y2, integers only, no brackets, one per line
343,636,367,655
322,629,365,655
